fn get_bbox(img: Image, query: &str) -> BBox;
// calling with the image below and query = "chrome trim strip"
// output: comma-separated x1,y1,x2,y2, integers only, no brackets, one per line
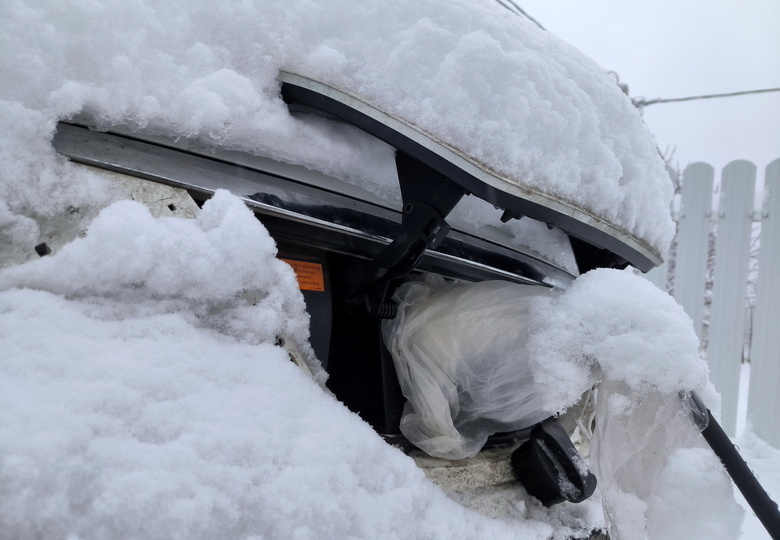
53,122,572,286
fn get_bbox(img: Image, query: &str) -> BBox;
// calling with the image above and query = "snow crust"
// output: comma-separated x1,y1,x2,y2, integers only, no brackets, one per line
0,0,673,268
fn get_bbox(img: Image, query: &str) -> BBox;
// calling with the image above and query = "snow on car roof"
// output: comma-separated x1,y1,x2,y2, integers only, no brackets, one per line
0,0,674,267
271,0,675,261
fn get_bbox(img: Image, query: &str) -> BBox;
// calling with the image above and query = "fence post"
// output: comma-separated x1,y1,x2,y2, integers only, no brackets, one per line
707,160,757,435
673,163,714,337
749,159,780,446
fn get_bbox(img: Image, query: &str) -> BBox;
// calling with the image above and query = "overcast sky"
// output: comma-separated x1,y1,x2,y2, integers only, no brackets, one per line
522,0,780,173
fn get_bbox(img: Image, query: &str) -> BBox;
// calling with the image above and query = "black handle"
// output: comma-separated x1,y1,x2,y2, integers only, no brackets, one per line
685,391,780,539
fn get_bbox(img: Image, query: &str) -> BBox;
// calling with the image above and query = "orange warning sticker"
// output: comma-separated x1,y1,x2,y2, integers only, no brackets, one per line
281,259,325,292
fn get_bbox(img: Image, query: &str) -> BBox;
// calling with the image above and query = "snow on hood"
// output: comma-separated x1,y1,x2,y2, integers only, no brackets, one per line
1,0,673,263
0,193,596,539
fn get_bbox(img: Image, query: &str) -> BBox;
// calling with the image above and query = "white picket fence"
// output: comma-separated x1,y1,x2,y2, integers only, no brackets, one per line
646,158,780,443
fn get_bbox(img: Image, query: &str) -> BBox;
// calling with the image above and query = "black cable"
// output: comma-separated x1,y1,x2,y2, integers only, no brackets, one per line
684,391,780,539
701,408,780,539
493,0,546,30
633,87,780,108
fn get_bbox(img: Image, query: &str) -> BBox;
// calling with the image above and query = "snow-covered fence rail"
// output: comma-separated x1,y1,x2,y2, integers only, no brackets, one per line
647,158,780,442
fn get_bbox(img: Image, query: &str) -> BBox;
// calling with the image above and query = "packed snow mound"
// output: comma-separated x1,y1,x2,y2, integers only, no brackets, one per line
527,268,712,413
1,0,673,264
0,289,556,540
0,191,566,539
0,190,323,384
523,268,739,539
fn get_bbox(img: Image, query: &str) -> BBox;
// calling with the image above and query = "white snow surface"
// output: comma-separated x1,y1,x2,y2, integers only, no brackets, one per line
0,193,562,539
0,191,321,381
527,268,714,413
1,1,772,538
648,446,744,540
0,292,553,540
0,0,673,263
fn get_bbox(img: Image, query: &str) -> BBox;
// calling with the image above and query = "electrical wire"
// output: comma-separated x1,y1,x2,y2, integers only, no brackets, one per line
494,0,546,30
491,5,777,111
633,87,780,108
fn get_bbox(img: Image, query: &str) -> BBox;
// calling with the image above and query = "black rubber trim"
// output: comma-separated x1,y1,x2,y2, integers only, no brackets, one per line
281,80,654,273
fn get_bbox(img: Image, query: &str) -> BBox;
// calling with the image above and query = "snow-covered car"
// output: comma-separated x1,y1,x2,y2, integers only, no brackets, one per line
6,1,762,539
51,66,662,517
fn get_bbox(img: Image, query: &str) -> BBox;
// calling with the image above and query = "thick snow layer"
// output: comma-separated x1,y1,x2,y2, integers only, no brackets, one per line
0,192,563,539
527,268,713,413
0,191,323,384
1,0,770,538
0,288,556,540
0,0,673,267
525,269,743,538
